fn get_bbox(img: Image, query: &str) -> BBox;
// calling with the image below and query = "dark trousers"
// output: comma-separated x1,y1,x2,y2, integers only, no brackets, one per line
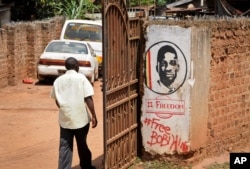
58,123,92,169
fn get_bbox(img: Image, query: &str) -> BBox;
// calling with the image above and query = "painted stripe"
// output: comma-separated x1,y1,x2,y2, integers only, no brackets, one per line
146,50,152,88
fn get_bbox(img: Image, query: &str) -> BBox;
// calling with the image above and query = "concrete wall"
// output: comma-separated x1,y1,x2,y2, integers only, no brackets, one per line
141,25,192,155
141,17,250,163
190,26,211,150
141,24,211,155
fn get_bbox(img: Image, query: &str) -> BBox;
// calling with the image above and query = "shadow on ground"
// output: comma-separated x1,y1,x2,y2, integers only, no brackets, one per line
72,155,104,169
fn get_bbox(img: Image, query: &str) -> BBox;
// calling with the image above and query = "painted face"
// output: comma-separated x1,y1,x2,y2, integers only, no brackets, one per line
158,52,178,87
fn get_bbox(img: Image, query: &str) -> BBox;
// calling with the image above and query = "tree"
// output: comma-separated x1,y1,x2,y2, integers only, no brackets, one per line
39,0,100,19
7,0,100,21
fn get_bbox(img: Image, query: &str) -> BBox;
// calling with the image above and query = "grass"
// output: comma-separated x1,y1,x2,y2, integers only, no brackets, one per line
128,158,230,169
128,158,192,169
204,162,229,169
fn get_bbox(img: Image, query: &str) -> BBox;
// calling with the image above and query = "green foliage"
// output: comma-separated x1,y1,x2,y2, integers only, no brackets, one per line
35,0,57,19
54,0,84,19
127,0,175,7
128,158,230,169
128,0,155,7
128,158,192,169
10,0,178,20
205,162,230,169
36,0,100,20
157,0,168,6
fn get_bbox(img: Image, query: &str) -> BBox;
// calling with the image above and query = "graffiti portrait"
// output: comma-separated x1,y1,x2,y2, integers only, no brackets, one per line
144,41,187,95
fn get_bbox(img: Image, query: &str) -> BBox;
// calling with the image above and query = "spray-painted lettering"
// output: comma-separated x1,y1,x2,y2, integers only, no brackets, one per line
144,117,189,152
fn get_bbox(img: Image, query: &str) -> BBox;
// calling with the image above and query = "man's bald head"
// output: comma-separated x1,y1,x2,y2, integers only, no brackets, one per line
65,57,79,71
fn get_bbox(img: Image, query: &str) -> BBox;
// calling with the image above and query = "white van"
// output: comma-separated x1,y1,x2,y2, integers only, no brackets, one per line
60,19,103,73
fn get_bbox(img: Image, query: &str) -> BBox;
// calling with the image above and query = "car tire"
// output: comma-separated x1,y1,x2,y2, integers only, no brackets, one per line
37,75,45,83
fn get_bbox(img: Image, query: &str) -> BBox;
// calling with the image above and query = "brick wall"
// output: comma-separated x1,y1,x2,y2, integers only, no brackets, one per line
207,19,250,157
0,16,64,87
0,27,7,88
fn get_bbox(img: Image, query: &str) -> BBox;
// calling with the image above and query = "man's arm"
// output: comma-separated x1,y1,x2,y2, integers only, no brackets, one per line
85,96,98,128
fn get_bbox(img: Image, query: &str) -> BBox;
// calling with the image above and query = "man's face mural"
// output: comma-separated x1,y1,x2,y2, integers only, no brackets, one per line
156,45,179,87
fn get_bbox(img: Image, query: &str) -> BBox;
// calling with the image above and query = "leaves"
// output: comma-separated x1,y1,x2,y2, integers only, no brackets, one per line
127,0,173,7
36,0,100,19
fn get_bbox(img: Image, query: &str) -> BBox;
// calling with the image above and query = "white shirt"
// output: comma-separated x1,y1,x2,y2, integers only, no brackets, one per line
50,70,94,129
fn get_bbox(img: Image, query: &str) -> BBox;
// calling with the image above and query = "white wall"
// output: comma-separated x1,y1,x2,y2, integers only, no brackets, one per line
141,25,192,154
141,24,210,155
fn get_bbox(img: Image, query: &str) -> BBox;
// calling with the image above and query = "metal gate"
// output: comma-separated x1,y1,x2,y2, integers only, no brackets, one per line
102,0,142,168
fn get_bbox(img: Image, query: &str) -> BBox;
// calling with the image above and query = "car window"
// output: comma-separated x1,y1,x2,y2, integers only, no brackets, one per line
64,23,102,42
46,41,88,54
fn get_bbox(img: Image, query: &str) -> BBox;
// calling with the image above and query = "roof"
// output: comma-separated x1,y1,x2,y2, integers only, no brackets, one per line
216,0,249,16
166,0,250,16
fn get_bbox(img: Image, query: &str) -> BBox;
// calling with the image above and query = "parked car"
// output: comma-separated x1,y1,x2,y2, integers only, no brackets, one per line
37,39,99,84
60,19,103,75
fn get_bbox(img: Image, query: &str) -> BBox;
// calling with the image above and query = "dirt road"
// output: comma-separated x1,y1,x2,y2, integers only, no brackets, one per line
0,78,239,169
0,79,104,169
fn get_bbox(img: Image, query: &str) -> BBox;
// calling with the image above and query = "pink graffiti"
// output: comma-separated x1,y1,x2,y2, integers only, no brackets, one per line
143,117,170,134
144,117,189,152
169,135,189,152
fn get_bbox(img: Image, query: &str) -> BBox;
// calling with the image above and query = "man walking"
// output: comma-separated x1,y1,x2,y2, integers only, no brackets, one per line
50,57,98,169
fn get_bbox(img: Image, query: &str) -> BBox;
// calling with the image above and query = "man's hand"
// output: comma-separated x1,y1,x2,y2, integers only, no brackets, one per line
85,96,98,128
91,116,98,128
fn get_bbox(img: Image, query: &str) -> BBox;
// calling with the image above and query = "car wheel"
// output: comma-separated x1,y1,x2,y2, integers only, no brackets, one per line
37,75,45,83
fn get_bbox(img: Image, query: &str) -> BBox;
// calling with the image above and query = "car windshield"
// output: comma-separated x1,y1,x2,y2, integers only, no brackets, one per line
64,22,102,42
45,41,88,54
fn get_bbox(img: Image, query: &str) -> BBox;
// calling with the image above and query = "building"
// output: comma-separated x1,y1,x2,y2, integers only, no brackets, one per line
166,0,250,17
0,1,12,27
